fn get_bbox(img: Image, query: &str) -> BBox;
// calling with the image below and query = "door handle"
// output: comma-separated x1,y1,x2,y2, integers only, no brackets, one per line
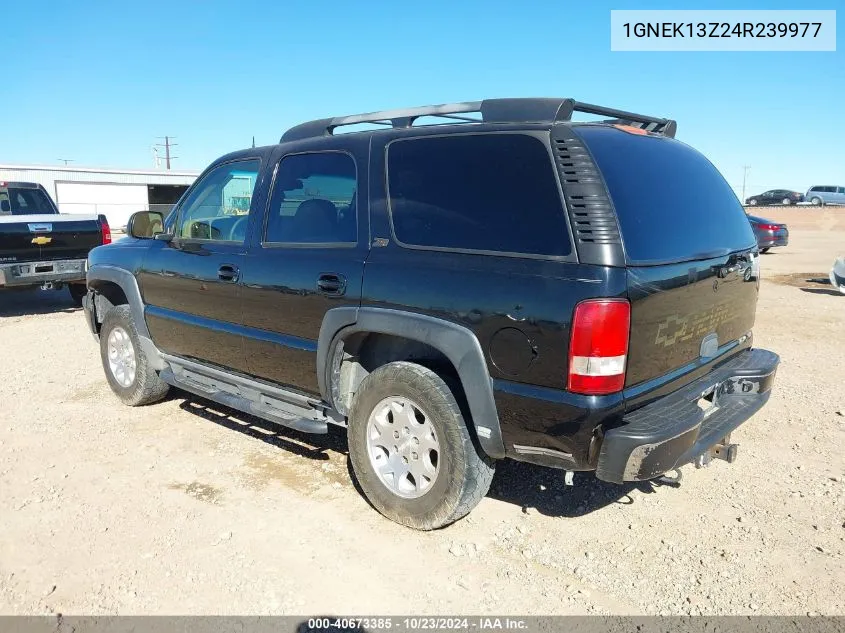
317,273,346,296
217,264,240,283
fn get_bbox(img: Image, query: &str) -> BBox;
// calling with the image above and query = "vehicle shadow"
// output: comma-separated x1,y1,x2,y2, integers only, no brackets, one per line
175,396,348,461
486,458,680,518
173,389,677,519
800,287,842,296
0,288,79,317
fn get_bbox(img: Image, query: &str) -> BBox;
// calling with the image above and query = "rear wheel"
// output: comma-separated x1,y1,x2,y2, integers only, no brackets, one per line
749,199,758,206
68,283,87,307
760,247,770,254
100,305,169,406
782,198,792,205
347,361,495,530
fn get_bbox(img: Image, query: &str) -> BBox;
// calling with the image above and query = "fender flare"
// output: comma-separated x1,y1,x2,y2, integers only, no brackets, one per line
317,307,506,459
86,264,165,370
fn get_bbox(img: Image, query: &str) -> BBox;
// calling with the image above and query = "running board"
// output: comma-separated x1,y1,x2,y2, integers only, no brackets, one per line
159,355,339,435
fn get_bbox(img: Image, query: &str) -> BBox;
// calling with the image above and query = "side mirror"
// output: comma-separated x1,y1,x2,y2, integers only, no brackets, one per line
127,210,165,239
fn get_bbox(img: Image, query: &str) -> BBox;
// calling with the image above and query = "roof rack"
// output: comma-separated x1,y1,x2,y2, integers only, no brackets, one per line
280,98,677,142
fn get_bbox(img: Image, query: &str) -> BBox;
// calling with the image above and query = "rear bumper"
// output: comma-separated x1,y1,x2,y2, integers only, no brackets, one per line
758,233,788,248
596,348,779,484
0,258,87,287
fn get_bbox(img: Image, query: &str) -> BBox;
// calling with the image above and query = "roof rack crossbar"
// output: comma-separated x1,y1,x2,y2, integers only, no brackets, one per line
280,98,676,142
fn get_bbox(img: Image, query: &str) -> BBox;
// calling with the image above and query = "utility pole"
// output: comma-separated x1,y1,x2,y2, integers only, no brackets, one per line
57,158,74,166
154,136,179,170
741,165,751,202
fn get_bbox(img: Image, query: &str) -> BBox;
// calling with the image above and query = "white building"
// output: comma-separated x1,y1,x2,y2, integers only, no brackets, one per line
0,164,199,229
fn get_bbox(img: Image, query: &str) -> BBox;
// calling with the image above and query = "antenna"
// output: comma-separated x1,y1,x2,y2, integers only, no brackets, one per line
57,158,74,166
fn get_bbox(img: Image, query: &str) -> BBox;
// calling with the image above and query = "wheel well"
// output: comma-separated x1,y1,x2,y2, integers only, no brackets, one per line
331,332,467,418
88,280,128,329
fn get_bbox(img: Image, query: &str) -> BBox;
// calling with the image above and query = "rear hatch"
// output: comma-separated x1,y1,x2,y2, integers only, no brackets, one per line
1,185,102,262
574,126,759,396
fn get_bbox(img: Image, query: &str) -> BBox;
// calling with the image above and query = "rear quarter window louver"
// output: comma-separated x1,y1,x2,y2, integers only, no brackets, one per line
553,132,621,247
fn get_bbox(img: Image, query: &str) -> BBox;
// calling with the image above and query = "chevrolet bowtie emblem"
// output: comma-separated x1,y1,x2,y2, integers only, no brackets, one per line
31,236,52,245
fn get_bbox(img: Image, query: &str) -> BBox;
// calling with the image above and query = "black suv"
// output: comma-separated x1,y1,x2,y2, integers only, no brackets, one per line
82,98,779,530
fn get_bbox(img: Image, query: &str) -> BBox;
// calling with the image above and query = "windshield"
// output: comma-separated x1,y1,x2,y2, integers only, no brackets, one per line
0,187,58,215
574,126,756,265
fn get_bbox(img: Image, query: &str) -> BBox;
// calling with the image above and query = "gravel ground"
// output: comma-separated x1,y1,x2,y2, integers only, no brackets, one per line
0,208,842,616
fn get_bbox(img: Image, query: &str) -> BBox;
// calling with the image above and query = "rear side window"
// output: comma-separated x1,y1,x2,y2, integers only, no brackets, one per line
387,134,571,257
575,127,755,265
265,152,357,245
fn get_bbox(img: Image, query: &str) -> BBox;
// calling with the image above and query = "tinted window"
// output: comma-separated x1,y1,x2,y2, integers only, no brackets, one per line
575,126,755,264
177,159,259,242
387,134,571,256
838,187,845,194
0,187,57,215
265,152,357,244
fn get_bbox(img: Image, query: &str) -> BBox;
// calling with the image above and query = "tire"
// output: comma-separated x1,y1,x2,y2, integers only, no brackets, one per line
760,247,770,254
347,361,495,530
782,198,792,205
68,283,87,307
99,304,169,406
811,196,823,206
749,199,758,206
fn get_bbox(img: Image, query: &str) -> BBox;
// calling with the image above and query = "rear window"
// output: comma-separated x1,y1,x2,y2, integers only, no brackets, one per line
387,133,571,257
0,187,57,215
575,127,755,265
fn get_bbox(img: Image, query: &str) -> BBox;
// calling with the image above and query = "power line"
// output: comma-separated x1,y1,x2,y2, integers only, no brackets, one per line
154,136,179,170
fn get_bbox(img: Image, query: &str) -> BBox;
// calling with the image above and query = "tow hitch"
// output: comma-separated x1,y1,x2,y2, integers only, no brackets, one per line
40,281,64,291
694,435,739,468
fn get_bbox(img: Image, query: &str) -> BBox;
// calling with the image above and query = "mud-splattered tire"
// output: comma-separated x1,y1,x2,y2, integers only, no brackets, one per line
348,361,495,530
99,305,169,406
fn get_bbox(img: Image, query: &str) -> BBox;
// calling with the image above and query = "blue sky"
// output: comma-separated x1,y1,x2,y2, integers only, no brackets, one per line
2,0,842,198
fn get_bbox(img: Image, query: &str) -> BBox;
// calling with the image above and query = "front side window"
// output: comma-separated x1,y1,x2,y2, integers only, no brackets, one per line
176,159,260,242
387,133,571,256
265,152,357,244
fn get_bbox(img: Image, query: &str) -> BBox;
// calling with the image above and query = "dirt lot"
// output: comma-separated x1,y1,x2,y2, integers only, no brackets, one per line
0,207,843,616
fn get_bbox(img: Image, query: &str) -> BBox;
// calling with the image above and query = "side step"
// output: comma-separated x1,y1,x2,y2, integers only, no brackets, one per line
159,355,337,435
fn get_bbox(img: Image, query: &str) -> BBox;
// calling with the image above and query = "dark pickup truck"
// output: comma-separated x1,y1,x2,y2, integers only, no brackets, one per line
81,98,779,530
0,181,111,305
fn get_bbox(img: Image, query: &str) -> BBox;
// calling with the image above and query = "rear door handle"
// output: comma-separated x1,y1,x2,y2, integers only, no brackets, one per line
317,273,346,296
218,264,240,283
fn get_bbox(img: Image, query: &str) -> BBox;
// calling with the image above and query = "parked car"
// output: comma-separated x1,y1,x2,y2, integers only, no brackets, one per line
745,189,803,206
747,215,789,253
0,181,111,305
806,186,845,206
81,97,779,530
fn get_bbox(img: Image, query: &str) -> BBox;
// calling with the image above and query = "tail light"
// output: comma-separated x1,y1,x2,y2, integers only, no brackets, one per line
98,214,112,244
759,223,780,231
568,299,631,395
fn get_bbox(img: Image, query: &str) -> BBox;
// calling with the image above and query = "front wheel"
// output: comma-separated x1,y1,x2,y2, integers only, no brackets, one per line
347,361,495,530
782,198,792,205
99,304,169,406
811,196,823,206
